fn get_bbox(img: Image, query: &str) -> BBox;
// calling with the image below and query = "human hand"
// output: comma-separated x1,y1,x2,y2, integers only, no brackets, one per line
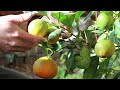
0,12,45,53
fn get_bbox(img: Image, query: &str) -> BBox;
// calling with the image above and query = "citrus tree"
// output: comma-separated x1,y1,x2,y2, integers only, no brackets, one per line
28,11,120,79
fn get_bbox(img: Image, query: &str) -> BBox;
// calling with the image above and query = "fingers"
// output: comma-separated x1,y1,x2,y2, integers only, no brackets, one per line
17,29,45,44
8,39,34,50
2,47,27,53
9,25,46,49
2,38,38,53
5,12,39,23
8,48,26,52
0,40,26,53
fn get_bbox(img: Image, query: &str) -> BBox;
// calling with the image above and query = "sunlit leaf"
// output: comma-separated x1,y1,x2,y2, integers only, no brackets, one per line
60,13,76,27
51,12,60,21
53,67,65,79
75,11,85,21
97,33,107,42
48,29,61,40
37,11,48,16
52,41,62,52
114,18,120,38
51,12,76,27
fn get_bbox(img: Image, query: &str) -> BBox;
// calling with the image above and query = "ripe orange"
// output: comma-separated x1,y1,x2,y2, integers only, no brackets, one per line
33,56,58,79
94,40,115,58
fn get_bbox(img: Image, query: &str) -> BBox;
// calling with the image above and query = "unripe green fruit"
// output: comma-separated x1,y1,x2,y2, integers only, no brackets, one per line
95,40,115,58
96,13,113,30
28,19,48,37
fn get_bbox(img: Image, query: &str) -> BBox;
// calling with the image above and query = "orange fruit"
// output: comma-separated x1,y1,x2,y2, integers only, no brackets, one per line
33,56,58,79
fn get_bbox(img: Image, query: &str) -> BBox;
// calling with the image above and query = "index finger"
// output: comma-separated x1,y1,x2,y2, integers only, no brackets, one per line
18,28,45,45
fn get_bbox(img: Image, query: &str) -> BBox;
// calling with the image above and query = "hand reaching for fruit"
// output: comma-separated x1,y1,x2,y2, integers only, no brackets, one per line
0,12,45,53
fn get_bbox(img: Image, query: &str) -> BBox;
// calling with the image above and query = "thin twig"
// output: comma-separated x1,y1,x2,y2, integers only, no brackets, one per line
94,11,99,41
83,31,88,44
71,33,77,38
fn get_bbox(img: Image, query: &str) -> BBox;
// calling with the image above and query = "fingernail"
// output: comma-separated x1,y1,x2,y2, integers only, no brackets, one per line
31,11,39,16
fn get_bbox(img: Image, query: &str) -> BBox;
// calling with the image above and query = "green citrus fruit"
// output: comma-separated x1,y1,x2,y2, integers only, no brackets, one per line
94,40,115,58
28,19,48,37
33,56,58,79
96,13,113,30
100,11,113,15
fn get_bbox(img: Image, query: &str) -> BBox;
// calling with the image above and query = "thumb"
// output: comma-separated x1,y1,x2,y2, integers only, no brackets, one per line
6,11,39,23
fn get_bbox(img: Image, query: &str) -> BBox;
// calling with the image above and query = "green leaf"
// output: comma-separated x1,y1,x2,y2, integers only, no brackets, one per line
37,11,48,16
51,12,76,27
53,67,65,79
94,58,110,79
109,30,118,45
114,18,120,38
37,11,51,19
92,30,104,34
48,29,61,40
73,45,90,69
60,52,68,65
48,23,59,30
52,41,62,52
112,54,120,69
60,13,76,27
83,56,99,79
97,33,107,42
65,49,74,72
75,36,83,44
65,73,82,79
38,42,51,56
112,70,120,79
80,45,90,68
75,11,85,21
51,12,60,21
73,55,82,68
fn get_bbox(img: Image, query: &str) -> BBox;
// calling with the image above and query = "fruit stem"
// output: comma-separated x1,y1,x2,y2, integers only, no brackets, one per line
105,30,109,39
83,31,88,44
93,11,99,41
95,11,99,20
48,48,54,57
